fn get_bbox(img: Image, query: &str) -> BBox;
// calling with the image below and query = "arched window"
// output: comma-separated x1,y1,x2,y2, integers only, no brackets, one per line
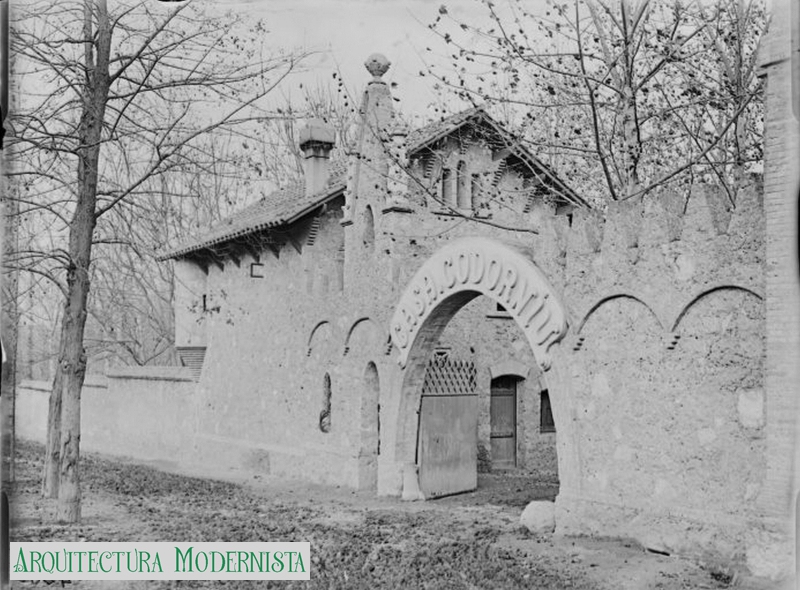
540,389,555,433
362,205,375,251
441,168,453,207
319,372,332,433
471,173,481,210
456,160,469,209
335,245,345,291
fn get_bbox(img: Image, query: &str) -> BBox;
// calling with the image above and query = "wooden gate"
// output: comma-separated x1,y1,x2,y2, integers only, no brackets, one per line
490,376,518,469
417,355,478,498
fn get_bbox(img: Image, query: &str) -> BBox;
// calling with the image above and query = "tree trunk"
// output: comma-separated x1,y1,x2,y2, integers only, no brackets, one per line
1,146,18,485
53,0,112,524
42,362,62,497
56,288,89,522
43,314,68,497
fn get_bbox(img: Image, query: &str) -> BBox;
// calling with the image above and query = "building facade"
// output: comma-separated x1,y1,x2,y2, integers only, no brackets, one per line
151,51,789,578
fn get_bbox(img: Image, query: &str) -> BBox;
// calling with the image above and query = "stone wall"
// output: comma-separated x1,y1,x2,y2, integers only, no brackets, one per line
16,368,196,465
183,195,364,487
172,104,570,490
12,50,784,581
16,178,767,569
152,67,771,572
548,184,766,565
366,177,766,568
750,0,800,583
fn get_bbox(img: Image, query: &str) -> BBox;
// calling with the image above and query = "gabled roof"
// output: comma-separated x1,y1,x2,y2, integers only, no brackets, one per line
406,106,586,208
157,162,347,260
160,107,586,261
406,106,487,153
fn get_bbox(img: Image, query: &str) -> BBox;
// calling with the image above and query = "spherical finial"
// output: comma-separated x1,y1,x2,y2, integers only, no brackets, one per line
364,53,390,81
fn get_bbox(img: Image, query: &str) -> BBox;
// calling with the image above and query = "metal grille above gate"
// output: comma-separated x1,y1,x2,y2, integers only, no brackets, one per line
421,355,477,397
417,355,478,498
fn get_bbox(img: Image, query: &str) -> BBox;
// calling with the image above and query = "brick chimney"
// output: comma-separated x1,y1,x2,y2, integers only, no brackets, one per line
299,119,335,197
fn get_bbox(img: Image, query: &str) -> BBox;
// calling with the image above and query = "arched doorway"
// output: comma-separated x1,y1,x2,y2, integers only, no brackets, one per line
358,361,380,491
388,237,577,508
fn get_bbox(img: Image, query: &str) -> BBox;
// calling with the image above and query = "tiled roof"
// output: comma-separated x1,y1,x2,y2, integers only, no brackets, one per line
406,106,487,154
158,162,347,260
160,108,585,260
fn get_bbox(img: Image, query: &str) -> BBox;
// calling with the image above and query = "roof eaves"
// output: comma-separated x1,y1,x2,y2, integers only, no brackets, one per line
282,186,345,227
458,114,589,209
157,184,345,261
406,107,486,155
513,152,589,209
408,110,588,209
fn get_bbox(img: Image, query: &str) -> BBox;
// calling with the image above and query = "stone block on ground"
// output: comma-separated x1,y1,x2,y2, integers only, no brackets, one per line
520,500,555,534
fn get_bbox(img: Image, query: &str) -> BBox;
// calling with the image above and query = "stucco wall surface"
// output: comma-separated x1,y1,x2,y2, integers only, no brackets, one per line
552,186,766,565
16,369,195,464
155,71,772,571
170,149,767,569
13,63,784,580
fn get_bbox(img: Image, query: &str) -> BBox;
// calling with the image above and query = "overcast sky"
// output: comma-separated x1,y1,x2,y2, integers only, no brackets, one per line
216,0,493,116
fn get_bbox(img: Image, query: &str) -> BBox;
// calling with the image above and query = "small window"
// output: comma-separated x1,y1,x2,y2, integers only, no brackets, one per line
456,160,469,208
319,373,332,433
489,302,511,318
540,389,555,433
470,173,481,209
362,205,375,251
441,168,453,207
335,245,345,291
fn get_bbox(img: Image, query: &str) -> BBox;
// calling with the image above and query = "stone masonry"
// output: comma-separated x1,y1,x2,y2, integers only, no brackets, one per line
141,44,791,581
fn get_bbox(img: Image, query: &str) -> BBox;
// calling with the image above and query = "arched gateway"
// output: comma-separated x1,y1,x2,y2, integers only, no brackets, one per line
389,237,575,502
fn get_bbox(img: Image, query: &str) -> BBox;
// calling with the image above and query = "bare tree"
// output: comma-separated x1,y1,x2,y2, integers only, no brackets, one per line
241,81,363,188
425,0,766,204
87,130,263,369
8,0,306,522
1,154,18,487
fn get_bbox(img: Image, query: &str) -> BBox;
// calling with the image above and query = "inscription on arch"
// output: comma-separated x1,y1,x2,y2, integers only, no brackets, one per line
390,237,568,370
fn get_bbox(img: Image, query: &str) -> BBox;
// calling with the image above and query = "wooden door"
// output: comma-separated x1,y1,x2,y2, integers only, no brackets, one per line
417,356,478,498
490,376,517,469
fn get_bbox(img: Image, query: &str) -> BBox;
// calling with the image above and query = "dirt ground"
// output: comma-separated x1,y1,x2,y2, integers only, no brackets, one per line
9,440,765,589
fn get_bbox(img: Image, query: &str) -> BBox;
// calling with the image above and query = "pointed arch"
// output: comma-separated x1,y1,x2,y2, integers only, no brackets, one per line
470,172,481,210
390,237,568,371
576,293,664,334
456,160,469,208
362,205,375,251
441,167,454,206
388,237,577,506
307,320,333,357
343,317,381,356
671,285,764,332
358,361,381,491
319,372,332,433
